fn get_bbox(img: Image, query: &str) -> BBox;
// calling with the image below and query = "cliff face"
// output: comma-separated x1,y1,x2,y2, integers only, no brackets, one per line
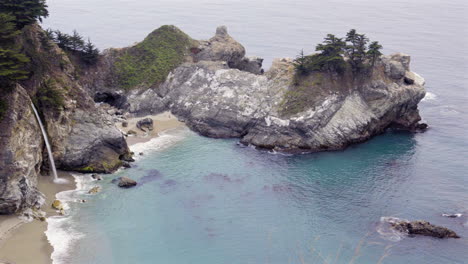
82,26,426,153
0,85,45,214
0,24,130,214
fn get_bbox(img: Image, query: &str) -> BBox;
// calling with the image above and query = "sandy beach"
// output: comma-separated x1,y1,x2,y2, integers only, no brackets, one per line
0,172,75,264
117,112,184,146
0,112,185,264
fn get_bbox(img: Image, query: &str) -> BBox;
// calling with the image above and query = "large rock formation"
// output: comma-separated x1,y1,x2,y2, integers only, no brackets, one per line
80,25,426,153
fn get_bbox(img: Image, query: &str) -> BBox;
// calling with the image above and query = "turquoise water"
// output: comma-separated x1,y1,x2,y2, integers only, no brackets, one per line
48,127,467,264
42,0,468,263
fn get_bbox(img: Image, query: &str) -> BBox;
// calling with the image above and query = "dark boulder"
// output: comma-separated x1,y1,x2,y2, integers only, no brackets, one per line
136,118,154,132
391,220,460,239
91,174,103,181
113,176,137,188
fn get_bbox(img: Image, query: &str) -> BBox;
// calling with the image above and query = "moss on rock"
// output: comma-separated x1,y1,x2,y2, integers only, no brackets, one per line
113,25,198,90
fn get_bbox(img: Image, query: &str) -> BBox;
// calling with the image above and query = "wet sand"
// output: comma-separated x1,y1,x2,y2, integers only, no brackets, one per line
0,111,185,264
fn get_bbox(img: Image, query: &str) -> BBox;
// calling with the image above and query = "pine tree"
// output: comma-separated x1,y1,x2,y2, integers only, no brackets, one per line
0,0,49,29
315,34,346,73
0,48,30,87
367,41,383,67
81,38,100,65
0,13,29,88
345,29,369,73
293,49,308,75
70,30,85,51
54,30,72,50
0,13,20,43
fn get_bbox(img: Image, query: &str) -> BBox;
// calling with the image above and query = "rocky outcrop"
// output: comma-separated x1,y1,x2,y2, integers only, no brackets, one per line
391,220,460,239
78,25,425,153
158,53,425,152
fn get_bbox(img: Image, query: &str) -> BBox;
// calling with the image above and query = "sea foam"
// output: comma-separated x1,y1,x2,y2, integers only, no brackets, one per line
376,216,408,242
130,128,188,159
46,174,94,264
422,92,437,102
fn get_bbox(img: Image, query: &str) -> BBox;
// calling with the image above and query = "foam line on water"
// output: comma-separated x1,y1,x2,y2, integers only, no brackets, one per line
46,174,95,264
130,128,188,159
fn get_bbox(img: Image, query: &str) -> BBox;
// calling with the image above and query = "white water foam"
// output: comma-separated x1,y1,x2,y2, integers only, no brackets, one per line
130,128,188,160
46,174,95,264
422,92,437,102
377,216,408,242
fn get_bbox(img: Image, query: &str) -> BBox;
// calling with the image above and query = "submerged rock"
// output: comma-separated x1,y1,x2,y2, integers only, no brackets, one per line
391,220,460,239
114,176,137,188
91,174,103,181
88,186,101,194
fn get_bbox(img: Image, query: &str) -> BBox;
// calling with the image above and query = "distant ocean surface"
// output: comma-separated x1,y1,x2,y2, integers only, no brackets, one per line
42,0,468,263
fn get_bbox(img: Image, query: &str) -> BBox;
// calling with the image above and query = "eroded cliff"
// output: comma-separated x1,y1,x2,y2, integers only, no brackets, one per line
0,24,131,214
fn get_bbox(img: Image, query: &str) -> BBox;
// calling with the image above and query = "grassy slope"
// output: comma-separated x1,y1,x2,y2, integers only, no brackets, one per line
113,25,198,90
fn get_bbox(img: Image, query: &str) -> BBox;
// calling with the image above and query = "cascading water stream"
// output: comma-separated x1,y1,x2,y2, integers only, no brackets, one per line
31,102,66,183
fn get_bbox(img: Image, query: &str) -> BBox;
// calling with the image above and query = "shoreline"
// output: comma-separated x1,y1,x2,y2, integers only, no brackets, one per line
0,111,185,264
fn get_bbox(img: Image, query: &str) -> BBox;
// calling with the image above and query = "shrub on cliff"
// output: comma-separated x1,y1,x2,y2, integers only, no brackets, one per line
113,25,198,90
35,78,65,111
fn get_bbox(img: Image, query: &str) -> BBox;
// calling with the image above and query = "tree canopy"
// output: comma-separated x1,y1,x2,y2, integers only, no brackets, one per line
293,29,383,77
0,13,29,87
0,0,49,29
46,29,100,65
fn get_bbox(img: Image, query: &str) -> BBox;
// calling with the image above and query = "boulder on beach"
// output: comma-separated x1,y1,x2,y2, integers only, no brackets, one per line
391,220,460,239
113,176,137,188
51,200,64,211
136,118,154,132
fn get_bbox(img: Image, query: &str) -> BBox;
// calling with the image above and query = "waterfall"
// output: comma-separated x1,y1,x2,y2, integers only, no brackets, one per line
31,102,61,183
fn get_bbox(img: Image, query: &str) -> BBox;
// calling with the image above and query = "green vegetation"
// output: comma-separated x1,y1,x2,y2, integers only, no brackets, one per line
35,78,65,111
113,25,197,90
0,0,48,29
293,29,383,77
0,13,30,88
46,29,100,65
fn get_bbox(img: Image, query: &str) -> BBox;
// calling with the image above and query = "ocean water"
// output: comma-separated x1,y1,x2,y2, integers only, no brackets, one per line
42,0,468,263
